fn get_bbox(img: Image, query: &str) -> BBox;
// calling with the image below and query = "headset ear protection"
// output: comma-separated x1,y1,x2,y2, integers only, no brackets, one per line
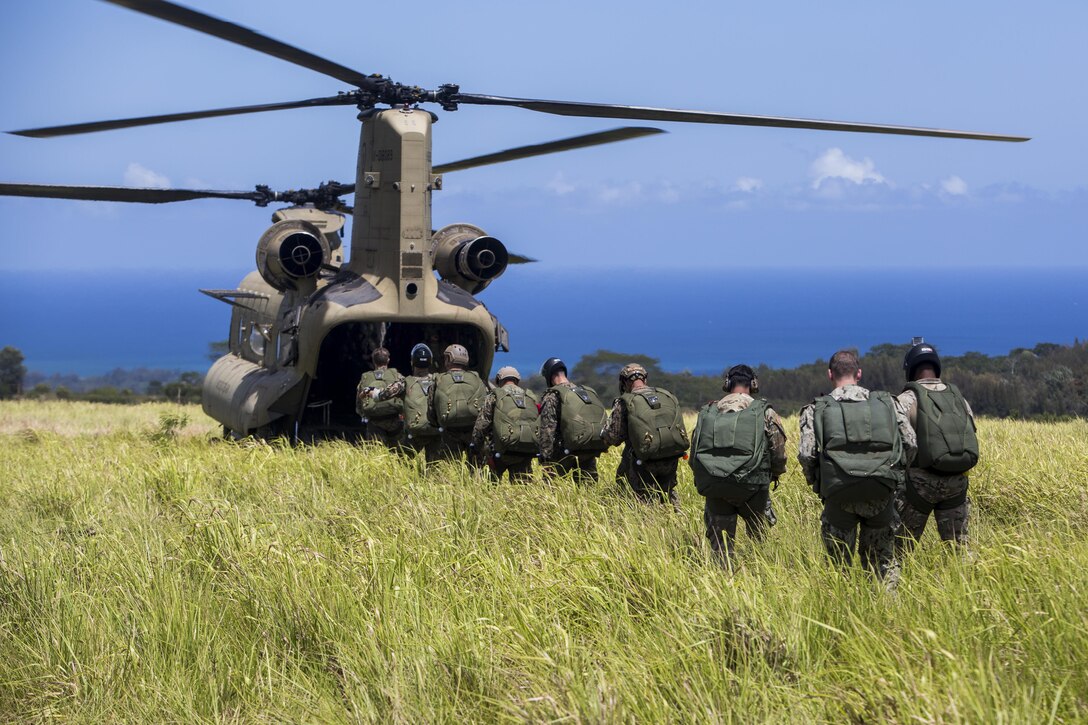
749,376,760,395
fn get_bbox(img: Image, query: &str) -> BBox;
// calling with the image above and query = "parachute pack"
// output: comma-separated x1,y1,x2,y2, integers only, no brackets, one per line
492,385,540,455
433,370,486,430
622,387,689,462
553,384,609,453
403,375,438,439
690,399,771,496
356,368,404,420
905,382,979,474
813,391,904,501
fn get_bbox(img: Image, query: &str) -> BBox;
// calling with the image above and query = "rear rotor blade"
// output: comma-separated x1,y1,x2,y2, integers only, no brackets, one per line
453,93,1030,142
9,94,355,138
508,253,537,265
0,183,265,204
434,126,665,174
101,0,377,89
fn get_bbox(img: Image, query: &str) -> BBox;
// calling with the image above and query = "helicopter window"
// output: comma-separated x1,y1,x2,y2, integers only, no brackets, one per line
248,323,270,359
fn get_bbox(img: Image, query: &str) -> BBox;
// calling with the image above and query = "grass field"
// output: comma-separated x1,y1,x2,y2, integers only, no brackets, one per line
1,401,1086,722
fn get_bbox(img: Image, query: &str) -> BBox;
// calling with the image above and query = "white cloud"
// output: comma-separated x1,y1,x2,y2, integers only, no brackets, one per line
597,181,643,204
734,176,763,193
941,175,968,196
810,148,886,189
546,172,576,196
123,162,171,188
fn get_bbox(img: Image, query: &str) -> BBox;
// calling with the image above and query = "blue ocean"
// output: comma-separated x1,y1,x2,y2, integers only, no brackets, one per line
3,267,1085,377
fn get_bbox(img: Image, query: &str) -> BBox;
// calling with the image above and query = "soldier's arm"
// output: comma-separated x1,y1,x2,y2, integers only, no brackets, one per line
896,389,919,431
894,397,918,467
377,378,406,401
964,397,977,426
537,391,559,459
765,406,788,479
471,394,495,449
796,404,819,488
600,399,628,447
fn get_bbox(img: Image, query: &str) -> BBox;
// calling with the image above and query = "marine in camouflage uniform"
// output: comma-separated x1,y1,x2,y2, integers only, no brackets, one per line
798,350,916,582
537,357,603,484
702,365,787,560
356,347,405,451
894,341,976,550
427,344,486,465
602,363,688,510
472,367,536,482
375,343,442,462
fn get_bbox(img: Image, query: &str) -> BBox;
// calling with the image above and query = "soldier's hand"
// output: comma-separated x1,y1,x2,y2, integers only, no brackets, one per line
369,388,380,400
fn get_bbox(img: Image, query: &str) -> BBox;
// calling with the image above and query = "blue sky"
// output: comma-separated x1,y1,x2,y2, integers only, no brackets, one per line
1,0,1085,275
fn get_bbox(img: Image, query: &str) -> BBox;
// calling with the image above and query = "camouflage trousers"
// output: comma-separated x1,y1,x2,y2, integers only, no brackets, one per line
821,493,898,582
434,429,484,468
402,434,442,463
704,487,776,559
624,449,681,510
895,468,970,551
488,453,535,483
547,454,599,485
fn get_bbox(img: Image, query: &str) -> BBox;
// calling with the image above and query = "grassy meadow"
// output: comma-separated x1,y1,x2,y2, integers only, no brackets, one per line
1,401,1086,722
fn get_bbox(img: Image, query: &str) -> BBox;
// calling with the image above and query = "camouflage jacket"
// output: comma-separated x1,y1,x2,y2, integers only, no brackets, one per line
601,395,630,447
797,384,917,488
536,382,572,460
714,392,788,478
471,390,498,451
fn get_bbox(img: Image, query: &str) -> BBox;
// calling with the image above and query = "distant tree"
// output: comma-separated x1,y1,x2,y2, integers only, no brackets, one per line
208,339,230,362
0,346,27,399
55,386,72,401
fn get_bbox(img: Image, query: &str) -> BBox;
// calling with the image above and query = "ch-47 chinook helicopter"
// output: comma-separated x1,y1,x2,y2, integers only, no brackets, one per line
0,0,1028,439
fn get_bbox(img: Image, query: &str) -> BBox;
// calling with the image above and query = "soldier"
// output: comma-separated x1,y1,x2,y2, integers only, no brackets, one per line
355,347,405,450
429,343,487,463
602,363,690,509
689,364,787,562
798,349,916,583
471,366,540,482
374,343,442,461
895,339,979,552
536,357,609,484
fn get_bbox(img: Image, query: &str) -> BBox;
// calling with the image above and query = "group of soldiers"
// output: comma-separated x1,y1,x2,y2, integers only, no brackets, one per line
357,339,979,581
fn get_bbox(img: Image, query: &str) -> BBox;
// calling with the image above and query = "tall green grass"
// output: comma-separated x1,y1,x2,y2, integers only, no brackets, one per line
1,403,1085,721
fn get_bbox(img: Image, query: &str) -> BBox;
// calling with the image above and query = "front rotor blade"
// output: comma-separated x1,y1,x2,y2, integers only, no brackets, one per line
9,94,354,138
453,94,1030,142
0,183,264,204
101,0,377,89
434,127,666,174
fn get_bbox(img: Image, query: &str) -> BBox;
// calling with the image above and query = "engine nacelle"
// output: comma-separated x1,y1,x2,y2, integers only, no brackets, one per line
255,219,330,292
431,223,509,294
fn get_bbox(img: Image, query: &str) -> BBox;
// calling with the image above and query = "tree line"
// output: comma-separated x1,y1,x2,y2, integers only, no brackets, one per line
564,341,1088,418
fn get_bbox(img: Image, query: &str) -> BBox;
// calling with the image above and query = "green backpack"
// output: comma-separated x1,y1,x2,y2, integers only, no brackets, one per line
433,370,486,430
404,375,439,439
356,368,404,420
622,387,689,462
905,382,979,474
492,385,540,455
690,399,771,496
553,384,609,453
813,391,903,501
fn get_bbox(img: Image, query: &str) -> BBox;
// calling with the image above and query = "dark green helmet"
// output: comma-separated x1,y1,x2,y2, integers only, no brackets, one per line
541,357,567,382
904,339,941,380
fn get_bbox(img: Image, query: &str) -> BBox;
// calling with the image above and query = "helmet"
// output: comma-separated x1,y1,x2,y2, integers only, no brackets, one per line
724,364,758,394
410,343,433,370
495,366,521,384
618,363,648,385
443,343,470,367
540,357,567,381
903,339,941,380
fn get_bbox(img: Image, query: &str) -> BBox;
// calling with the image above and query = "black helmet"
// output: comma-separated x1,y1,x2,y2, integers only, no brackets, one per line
410,343,433,370
903,339,941,380
540,357,567,381
724,364,758,393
